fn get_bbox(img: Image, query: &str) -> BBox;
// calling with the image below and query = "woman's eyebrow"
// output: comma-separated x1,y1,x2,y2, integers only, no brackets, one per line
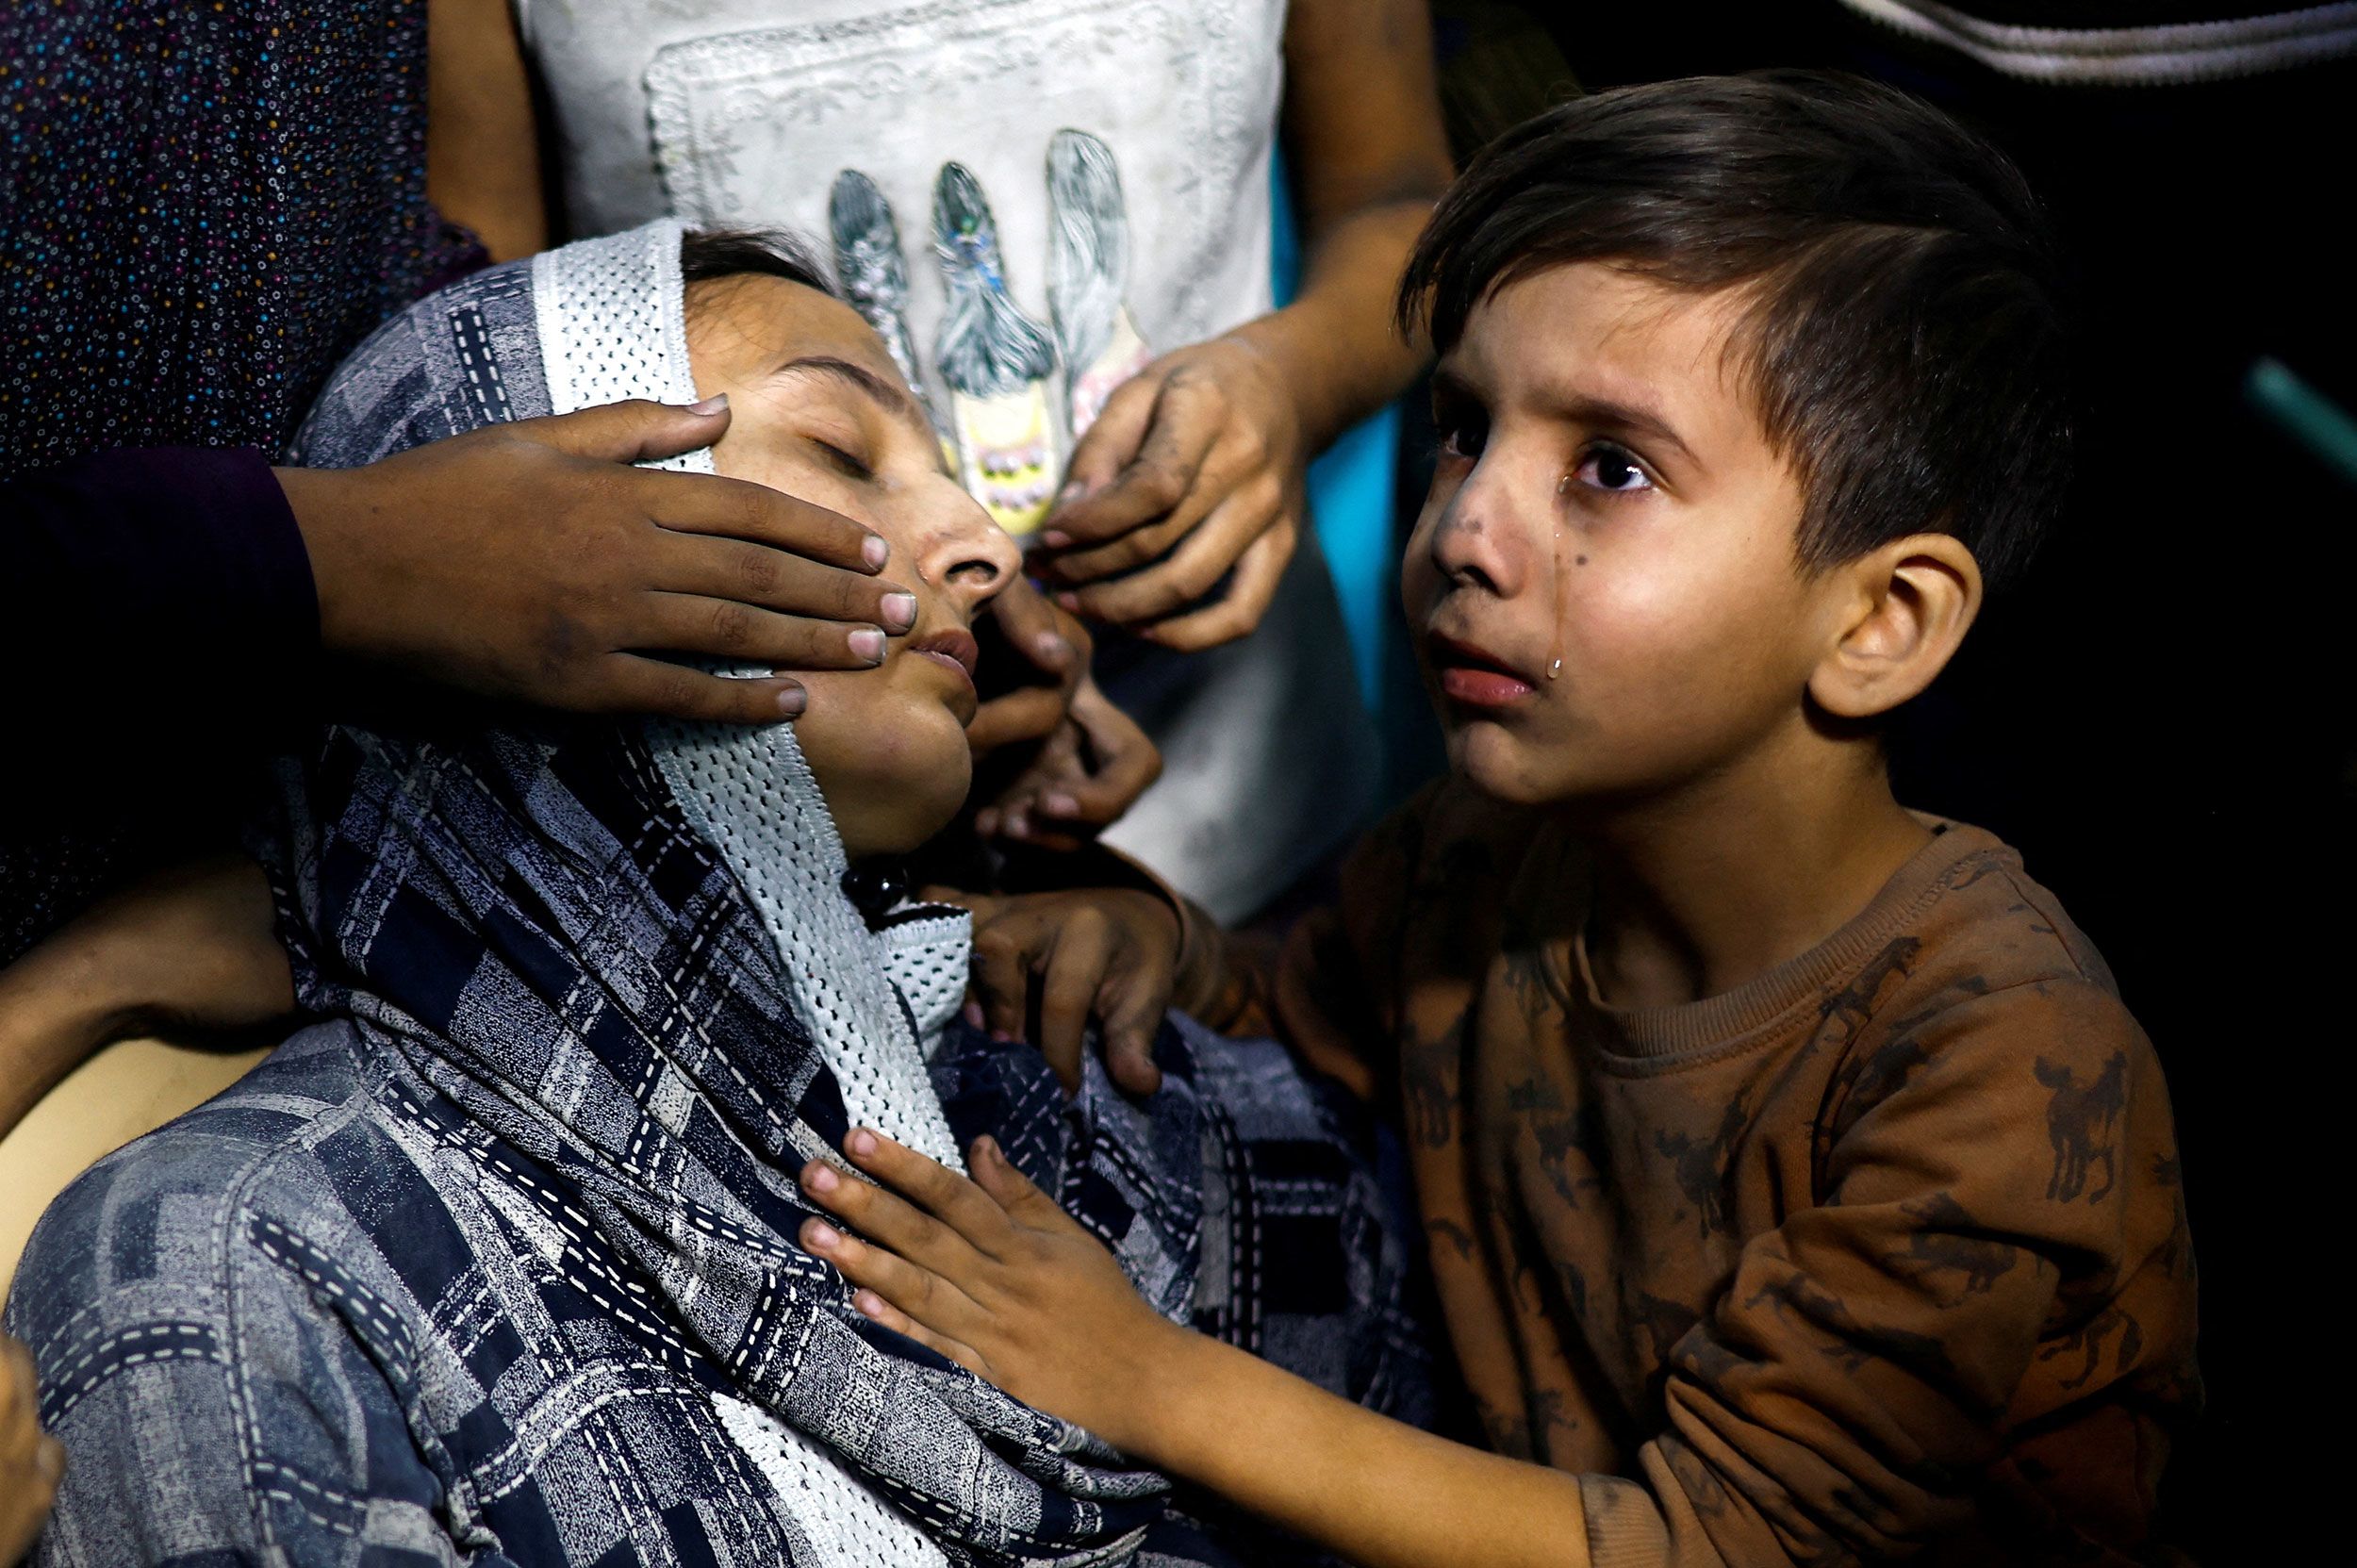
770,355,932,440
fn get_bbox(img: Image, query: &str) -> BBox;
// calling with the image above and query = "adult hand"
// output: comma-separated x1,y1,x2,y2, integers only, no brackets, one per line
797,1130,1178,1457
276,397,917,725
1033,336,1306,652
0,1335,62,1565
925,885,1176,1094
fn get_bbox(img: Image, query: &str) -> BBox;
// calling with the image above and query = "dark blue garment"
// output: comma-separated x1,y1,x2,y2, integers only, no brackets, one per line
6,236,1430,1565
10,974,1427,1565
8,704,1429,1565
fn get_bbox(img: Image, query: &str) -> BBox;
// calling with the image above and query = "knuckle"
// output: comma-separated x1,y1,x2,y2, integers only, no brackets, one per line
706,600,756,652
1170,557,1222,602
1135,463,1185,510
733,544,783,598
655,667,706,718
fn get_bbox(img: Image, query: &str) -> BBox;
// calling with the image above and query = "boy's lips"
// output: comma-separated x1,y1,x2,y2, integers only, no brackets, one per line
1426,630,1540,707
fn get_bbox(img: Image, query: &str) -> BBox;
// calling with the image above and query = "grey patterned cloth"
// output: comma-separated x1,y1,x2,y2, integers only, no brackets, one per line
6,237,1429,1567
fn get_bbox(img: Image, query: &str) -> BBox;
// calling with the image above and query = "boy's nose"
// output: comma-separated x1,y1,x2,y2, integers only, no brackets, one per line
1427,488,1523,599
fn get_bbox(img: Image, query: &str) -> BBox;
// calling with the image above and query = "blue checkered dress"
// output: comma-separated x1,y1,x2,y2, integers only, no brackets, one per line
7,254,1430,1567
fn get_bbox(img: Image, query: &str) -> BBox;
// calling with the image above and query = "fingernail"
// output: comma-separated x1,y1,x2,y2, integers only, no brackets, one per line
963,1000,985,1029
1004,809,1030,839
847,1128,878,1158
862,534,890,571
975,1136,1000,1164
1032,631,1071,663
881,592,917,632
849,627,886,664
776,684,807,718
855,1290,888,1319
974,810,999,837
1041,530,1071,549
685,393,729,417
804,1163,838,1194
805,1220,841,1250
990,1030,1018,1044
1055,591,1082,613
1059,479,1087,503
1042,792,1080,817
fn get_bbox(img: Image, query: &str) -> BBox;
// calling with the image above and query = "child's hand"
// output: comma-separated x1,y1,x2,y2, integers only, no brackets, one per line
970,677,1162,851
922,886,1178,1095
799,1130,1178,1456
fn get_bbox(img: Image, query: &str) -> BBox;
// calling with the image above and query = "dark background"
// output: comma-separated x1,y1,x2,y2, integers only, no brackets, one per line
1386,6,2355,1556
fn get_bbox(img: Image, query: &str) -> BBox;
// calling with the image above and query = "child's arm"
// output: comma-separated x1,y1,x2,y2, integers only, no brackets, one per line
799,1131,1592,1568
802,970,2193,1567
932,779,1507,1099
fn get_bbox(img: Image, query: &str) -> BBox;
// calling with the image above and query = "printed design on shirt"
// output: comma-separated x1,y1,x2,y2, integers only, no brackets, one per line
1740,1269,1967,1391
1627,1290,1701,1375
933,161,1061,536
1653,1090,1751,1240
1047,128,1153,439
1887,1191,2020,1302
1506,1073,1603,1213
827,169,943,437
2035,1049,2126,1203
2036,1300,2143,1393
1398,1010,1466,1150
1819,935,1925,1048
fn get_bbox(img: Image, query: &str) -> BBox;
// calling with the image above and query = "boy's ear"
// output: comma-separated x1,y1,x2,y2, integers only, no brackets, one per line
1806,534,1983,722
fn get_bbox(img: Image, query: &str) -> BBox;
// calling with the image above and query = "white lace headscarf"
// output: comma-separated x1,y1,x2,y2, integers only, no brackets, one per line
536,218,970,1174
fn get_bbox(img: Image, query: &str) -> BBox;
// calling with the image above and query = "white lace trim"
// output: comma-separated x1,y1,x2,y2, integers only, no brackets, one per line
533,220,966,1173
712,1393,951,1567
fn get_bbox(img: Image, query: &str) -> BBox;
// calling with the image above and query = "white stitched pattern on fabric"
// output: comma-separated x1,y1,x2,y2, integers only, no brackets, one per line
534,220,966,1177
712,1393,950,1568
879,911,973,1064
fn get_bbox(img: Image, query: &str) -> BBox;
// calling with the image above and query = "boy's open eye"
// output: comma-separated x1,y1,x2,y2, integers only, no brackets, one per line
1570,442,1655,496
1434,405,1489,463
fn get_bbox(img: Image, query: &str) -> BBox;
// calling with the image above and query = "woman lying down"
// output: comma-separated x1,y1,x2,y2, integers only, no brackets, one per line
7,221,1428,1568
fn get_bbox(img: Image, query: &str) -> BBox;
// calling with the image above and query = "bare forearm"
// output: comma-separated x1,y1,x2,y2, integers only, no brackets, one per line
1129,1326,1593,1568
0,854,292,1135
1229,199,1436,454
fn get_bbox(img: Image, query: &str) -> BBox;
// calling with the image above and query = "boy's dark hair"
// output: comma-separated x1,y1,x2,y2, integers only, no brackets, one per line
680,227,835,296
1399,71,2069,593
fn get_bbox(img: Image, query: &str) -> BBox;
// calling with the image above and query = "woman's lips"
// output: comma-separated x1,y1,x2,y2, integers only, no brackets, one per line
910,627,980,688
1426,631,1538,707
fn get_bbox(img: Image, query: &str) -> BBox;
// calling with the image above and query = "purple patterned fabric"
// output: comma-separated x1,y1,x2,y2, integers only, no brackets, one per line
0,0,485,475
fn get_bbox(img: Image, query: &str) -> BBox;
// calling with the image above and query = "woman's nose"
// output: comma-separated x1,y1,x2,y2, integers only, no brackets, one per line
921,487,1025,608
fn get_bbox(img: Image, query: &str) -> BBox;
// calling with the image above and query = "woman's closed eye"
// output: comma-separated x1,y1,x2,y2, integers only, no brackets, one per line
803,431,876,481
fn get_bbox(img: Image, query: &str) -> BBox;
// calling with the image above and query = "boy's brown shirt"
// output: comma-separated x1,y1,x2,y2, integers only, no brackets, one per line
1190,782,2198,1567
